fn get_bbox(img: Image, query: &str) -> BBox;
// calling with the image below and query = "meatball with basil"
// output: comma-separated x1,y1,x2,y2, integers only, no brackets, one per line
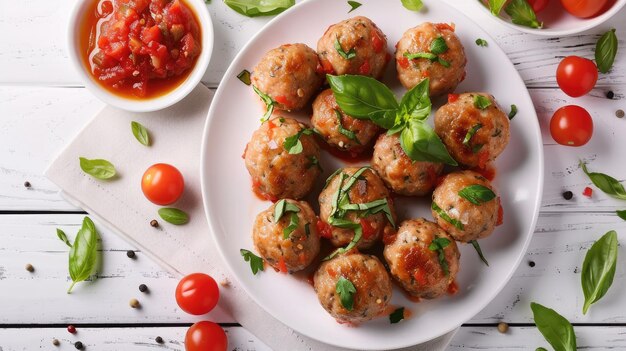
318,167,396,250
384,218,460,299
251,43,324,111
434,93,510,169
314,252,392,323
395,22,466,96
311,89,381,154
253,199,320,273
431,170,500,243
317,16,390,78
244,117,321,201
371,132,444,196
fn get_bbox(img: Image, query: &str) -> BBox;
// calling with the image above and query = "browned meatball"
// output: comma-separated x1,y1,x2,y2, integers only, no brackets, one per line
317,16,390,79
434,93,510,169
384,218,460,299
431,171,500,242
318,167,396,249
253,199,320,272
244,117,321,201
251,43,324,111
396,22,466,96
371,133,444,196
314,252,392,323
311,89,381,154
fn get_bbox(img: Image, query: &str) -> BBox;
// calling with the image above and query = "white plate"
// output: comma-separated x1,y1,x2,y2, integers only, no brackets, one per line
201,0,544,349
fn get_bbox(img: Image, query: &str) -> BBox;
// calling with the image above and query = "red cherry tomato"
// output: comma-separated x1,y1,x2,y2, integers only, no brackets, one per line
141,163,184,205
185,321,227,351
549,105,593,146
556,56,598,97
560,0,609,18
176,273,219,315
527,0,549,12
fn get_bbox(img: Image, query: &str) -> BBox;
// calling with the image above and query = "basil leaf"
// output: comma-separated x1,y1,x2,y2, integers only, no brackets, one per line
437,57,451,68
67,217,99,293
347,0,361,12
56,228,72,248
399,78,431,121
334,37,356,60
335,109,358,141
458,184,496,205
79,157,116,180
475,38,488,47
582,230,618,314
470,240,489,266
404,52,437,61
389,307,405,324
428,237,451,275
462,123,483,146
488,0,507,15
536,348,548,351
283,128,313,154
401,0,423,11
224,0,294,17
596,29,618,74
283,213,300,239
131,121,150,146
237,69,251,85
430,37,448,55
336,277,357,311
158,208,189,225
580,161,626,200
327,75,399,129
531,302,577,351
240,249,264,275
325,225,362,260
252,85,276,122
618,210,626,221
473,95,492,110
505,0,542,29
400,120,458,165
432,201,464,230
472,144,484,154
509,104,518,120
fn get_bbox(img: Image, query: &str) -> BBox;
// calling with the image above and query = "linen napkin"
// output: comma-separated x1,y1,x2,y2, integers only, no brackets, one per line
45,84,457,351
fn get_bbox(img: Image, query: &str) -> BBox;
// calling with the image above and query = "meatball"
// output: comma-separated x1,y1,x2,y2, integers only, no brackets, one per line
434,93,510,168
311,89,381,154
384,218,460,299
371,133,444,196
431,170,500,242
253,199,320,272
244,117,321,200
317,16,390,79
318,167,396,249
251,43,323,111
314,252,392,323
395,22,466,96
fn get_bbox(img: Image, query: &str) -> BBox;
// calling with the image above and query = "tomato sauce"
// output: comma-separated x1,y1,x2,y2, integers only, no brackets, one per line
79,0,202,99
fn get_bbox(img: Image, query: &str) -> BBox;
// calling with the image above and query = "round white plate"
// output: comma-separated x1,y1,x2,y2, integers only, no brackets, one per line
201,0,544,349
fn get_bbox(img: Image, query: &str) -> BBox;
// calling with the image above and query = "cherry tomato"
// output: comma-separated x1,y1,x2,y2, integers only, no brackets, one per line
185,321,227,351
141,163,184,205
528,0,549,12
549,105,593,146
560,0,609,18
556,56,598,97
175,273,219,315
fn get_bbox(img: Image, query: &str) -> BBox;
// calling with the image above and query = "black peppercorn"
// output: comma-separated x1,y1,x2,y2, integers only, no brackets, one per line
155,336,164,344
529,261,536,267
24,181,31,188
606,91,615,99
126,250,136,259
150,219,159,228
617,109,625,118
139,284,148,293
74,341,84,350
52,338,60,346
562,191,573,200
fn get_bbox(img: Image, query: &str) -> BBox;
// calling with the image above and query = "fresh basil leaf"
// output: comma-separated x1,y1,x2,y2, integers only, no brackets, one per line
158,208,189,225
327,75,399,129
582,230,618,314
596,29,618,74
240,249,264,275
56,228,72,248
488,0,507,15
509,104,518,120
274,199,301,223
404,52,437,61
283,213,300,239
224,0,294,17
400,120,458,165
536,348,548,351
462,123,483,146
432,201,464,230
580,161,626,200
389,307,405,324
473,95,492,110
79,157,116,180
472,144,485,154
335,109,358,141
131,121,150,146
399,78,431,121
437,57,451,68
470,240,489,266
252,85,275,122
505,0,542,29
334,37,356,60
336,276,357,311
67,217,99,293
325,225,362,260
531,302,577,351
458,184,496,205
347,0,361,12
618,210,626,221
430,37,448,55
429,237,451,275
283,128,313,154
475,38,488,47
237,69,251,85
401,0,423,11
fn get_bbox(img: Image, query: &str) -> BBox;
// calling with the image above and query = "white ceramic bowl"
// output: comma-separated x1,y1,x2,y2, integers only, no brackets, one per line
67,0,213,112
476,0,626,36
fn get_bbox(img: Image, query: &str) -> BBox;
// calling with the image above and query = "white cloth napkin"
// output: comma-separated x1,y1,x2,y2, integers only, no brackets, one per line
45,84,457,351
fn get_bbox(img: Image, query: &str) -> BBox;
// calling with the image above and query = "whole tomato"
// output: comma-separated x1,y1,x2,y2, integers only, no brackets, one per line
556,56,598,97
560,0,609,18
185,321,227,351
176,273,219,315
550,105,593,146
141,163,184,205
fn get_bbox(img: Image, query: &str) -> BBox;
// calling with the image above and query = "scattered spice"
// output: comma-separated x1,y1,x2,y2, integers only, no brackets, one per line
129,298,140,308
24,181,31,188
74,341,84,350
155,336,164,344
25,263,34,272
139,284,148,293
562,191,573,200
126,250,136,259
67,325,77,334
52,338,60,346
497,322,509,333
219,279,231,287
529,260,536,267
583,187,593,198
606,90,615,99
617,109,625,118
150,219,159,228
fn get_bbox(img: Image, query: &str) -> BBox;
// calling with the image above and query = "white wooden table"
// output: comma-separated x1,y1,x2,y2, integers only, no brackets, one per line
1,0,626,349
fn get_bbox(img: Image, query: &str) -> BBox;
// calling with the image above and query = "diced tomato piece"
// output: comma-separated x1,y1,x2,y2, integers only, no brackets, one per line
277,257,288,274
413,269,428,286
358,60,371,75
398,57,409,69
447,281,459,295
141,25,162,44
99,0,114,17
359,218,376,239
318,58,334,74
478,151,489,169
448,93,459,103
371,31,384,53
583,187,593,198
316,219,333,239
274,95,289,106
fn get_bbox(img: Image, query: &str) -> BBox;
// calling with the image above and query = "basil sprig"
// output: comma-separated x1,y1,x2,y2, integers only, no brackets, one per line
471,240,489,266
252,85,276,122
389,307,405,324
240,249,264,275
336,276,356,311
580,161,626,200
347,0,361,12
487,0,507,15
401,0,423,11
224,0,294,17
58,217,99,293
328,75,456,165
582,230,618,314
404,37,450,67
79,157,116,180
335,109,358,142
531,302,577,351
284,128,313,154
595,29,618,74
473,95,492,110
505,0,542,29
158,208,189,225
334,37,356,60
131,121,150,146
458,185,496,205
431,201,463,230
428,237,451,275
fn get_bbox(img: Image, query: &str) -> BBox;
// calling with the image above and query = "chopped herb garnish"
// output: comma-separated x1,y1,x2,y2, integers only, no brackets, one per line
404,52,437,60
432,202,464,230
429,237,451,275
252,85,276,122
437,57,451,67
283,128,313,154
308,155,323,171
509,104,518,120
473,95,492,110
347,0,361,12
283,213,299,239
389,307,405,324
240,249,264,275
336,277,356,311
462,123,483,146
472,144,485,154
430,37,449,55
335,109,358,142
237,69,251,85
334,37,356,60
475,38,488,47
273,199,300,223
458,185,496,205
471,240,489,266
404,37,449,67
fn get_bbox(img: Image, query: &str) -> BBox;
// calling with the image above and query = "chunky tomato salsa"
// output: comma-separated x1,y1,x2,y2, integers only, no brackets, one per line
80,0,202,98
